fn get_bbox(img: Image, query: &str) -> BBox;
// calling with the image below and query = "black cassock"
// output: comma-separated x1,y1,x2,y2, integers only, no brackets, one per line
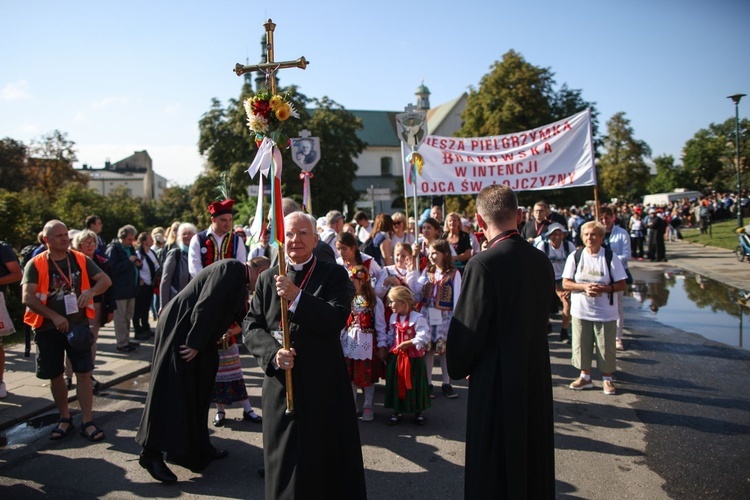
447,233,556,499
135,260,248,472
244,258,367,500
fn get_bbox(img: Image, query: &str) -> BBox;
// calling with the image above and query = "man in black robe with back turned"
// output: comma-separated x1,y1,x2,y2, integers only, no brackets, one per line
244,211,366,500
447,185,556,499
135,259,251,483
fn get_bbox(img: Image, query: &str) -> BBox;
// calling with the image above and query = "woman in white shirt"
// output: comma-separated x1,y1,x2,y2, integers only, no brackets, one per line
562,221,627,395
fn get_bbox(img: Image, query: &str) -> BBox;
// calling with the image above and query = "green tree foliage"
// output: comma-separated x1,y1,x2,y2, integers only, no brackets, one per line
682,118,749,192
27,130,89,201
598,112,652,201
197,84,364,219
647,155,686,194
0,138,30,192
460,50,599,139
152,185,195,228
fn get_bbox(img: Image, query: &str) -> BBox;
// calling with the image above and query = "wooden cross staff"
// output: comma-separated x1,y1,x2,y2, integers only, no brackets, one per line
234,18,309,416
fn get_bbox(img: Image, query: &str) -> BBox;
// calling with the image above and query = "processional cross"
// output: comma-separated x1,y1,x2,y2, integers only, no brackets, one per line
234,19,308,415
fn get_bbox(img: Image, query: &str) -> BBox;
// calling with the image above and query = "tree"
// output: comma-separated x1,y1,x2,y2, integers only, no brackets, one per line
197,83,364,219
152,185,195,227
647,155,686,193
0,138,30,192
598,112,652,201
682,118,749,192
27,130,89,200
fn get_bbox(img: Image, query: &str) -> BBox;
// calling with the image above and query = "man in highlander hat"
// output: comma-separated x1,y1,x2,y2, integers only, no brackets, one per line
188,199,247,278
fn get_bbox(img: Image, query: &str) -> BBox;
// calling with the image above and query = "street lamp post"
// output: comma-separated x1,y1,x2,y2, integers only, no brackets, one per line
728,93,746,228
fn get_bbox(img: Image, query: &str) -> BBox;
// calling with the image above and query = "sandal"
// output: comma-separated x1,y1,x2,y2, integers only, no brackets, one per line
213,411,226,427
49,417,74,440
80,421,105,442
387,412,402,426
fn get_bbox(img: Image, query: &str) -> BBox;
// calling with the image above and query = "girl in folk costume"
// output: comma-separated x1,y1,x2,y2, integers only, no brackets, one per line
335,231,385,296
210,323,263,427
379,242,419,303
411,239,462,399
413,217,456,273
383,286,431,426
341,265,388,422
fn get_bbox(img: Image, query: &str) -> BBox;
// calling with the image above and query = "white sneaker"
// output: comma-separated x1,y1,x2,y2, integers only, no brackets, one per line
0,381,7,399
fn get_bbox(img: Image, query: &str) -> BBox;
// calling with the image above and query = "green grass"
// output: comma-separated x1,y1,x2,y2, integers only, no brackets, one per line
681,219,745,251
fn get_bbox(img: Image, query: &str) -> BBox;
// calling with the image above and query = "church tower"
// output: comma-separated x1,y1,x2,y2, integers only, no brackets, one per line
416,81,431,111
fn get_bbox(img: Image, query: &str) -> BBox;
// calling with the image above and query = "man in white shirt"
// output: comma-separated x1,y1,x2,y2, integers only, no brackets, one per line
353,211,372,245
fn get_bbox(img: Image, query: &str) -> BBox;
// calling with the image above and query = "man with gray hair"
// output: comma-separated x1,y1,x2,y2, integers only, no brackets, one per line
106,224,140,352
320,210,345,258
244,211,365,499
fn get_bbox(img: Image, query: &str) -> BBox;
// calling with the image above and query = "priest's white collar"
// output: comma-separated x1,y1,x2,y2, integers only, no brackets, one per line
287,254,314,271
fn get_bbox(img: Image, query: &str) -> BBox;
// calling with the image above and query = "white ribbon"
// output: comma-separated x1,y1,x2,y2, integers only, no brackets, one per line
246,137,283,179
248,174,265,240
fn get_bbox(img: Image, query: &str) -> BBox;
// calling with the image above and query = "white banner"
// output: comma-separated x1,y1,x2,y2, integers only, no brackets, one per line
404,109,595,196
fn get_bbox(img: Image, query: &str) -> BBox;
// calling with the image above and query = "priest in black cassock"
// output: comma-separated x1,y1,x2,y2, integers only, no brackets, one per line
244,211,367,500
135,259,251,483
447,185,556,499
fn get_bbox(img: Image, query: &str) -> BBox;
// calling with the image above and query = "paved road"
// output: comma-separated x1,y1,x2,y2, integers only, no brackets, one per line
1,240,749,498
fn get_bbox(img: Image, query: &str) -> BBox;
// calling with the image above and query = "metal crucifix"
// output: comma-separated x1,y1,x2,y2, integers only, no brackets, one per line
234,19,309,416
233,18,309,95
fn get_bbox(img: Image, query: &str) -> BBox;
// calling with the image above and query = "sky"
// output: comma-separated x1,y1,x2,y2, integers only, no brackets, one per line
2,0,748,187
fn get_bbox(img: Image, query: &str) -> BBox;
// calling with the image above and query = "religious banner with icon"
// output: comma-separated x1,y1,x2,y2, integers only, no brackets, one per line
396,105,428,247
291,130,320,213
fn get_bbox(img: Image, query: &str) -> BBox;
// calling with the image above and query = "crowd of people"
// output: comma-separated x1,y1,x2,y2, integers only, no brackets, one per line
2,186,723,497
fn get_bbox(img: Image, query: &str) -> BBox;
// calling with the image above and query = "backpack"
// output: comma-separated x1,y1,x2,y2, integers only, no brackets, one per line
572,246,614,305
699,205,710,218
359,236,377,258
19,243,39,269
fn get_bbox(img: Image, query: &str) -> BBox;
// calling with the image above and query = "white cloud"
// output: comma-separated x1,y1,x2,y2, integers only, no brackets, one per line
1,80,31,100
73,111,86,123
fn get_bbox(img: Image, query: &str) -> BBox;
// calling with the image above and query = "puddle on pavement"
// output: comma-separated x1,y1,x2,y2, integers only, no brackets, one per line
628,267,749,350
1,412,63,447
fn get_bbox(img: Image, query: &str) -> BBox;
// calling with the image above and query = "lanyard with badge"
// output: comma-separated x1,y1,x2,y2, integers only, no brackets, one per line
49,253,79,315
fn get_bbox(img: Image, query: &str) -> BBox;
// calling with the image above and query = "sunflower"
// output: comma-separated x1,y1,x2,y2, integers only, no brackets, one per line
275,102,292,121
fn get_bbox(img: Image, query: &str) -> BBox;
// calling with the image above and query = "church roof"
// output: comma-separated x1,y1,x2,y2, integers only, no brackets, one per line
349,110,400,147
427,94,467,134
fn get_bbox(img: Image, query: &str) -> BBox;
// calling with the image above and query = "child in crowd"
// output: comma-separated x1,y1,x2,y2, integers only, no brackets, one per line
380,243,419,301
341,266,388,422
411,239,462,399
383,286,431,426
211,324,262,427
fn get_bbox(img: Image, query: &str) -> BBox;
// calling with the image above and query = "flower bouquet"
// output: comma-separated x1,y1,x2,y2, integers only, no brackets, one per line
243,90,300,150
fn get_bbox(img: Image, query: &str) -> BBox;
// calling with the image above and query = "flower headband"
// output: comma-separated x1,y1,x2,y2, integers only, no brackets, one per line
349,268,369,281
